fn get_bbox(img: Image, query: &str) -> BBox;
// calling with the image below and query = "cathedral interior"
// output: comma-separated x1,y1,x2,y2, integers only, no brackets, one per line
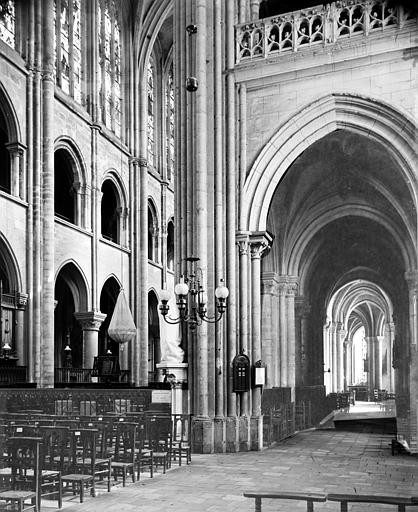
0,0,417,454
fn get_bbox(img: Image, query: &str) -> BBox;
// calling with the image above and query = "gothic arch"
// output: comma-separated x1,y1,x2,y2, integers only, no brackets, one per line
54,260,89,312
243,92,418,233
0,80,21,142
100,170,128,245
54,137,88,185
0,232,22,292
54,137,88,226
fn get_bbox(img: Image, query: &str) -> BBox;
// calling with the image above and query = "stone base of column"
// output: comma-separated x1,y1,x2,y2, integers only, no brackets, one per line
226,416,240,453
214,416,226,453
192,415,261,453
250,416,263,451
191,416,214,453
239,415,251,451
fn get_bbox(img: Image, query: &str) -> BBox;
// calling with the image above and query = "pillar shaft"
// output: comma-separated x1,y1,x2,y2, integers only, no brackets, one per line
286,279,298,398
74,312,107,369
279,280,287,386
40,0,55,388
237,234,250,416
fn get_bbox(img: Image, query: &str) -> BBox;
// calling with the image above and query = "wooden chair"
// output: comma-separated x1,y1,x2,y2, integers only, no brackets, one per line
145,416,172,474
0,436,42,512
136,419,154,478
111,422,137,486
61,428,111,502
171,414,191,466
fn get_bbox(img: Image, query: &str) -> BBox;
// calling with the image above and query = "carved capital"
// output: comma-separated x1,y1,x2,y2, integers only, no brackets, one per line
236,232,251,256
286,276,299,297
74,311,107,331
249,231,273,260
5,141,26,156
405,271,418,294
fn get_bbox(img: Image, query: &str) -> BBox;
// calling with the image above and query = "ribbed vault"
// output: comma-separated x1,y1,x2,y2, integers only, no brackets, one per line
263,125,416,390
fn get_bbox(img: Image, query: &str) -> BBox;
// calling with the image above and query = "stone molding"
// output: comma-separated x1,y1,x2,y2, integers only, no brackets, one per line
74,311,107,331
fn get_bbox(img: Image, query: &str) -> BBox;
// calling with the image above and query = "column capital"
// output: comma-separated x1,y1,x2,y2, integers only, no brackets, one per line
74,311,107,331
5,141,27,155
286,276,299,297
405,270,418,292
236,231,251,255
130,157,148,168
249,231,273,260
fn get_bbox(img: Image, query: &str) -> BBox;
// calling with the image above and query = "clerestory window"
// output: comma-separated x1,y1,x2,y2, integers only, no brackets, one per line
98,0,122,137
54,0,83,103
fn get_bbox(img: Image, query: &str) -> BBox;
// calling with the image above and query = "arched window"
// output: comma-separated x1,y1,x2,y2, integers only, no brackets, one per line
101,179,119,243
165,63,174,181
98,0,122,137
148,291,160,382
167,219,174,271
54,0,82,103
0,112,10,194
0,1,15,49
148,202,158,262
147,58,155,168
54,149,76,223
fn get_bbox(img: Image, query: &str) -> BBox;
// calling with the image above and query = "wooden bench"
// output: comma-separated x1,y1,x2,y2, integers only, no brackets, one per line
328,493,417,511
243,491,327,511
244,491,418,512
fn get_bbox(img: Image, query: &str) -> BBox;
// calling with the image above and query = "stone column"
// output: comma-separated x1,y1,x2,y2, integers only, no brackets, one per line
5,142,26,200
237,232,250,416
278,277,288,387
375,335,384,390
336,324,346,391
74,312,107,369
366,336,374,396
331,323,337,392
261,272,279,388
387,322,395,392
286,277,298,399
295,297,304,387
138,157,149,386
249,233,272,450
250,0,260,20
40,0,55,388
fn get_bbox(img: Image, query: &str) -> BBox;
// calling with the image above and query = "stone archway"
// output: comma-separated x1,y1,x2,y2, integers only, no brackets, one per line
54,262,89,369
246,95,418,450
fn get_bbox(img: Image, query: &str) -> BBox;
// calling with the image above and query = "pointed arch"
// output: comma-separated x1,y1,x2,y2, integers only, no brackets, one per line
0,232,22,292
100,170,129,245
54,260,89,312
243,93,418,235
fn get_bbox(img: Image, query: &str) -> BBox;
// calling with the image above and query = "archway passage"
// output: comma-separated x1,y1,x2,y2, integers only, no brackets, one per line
54,271,83,369
324,279,395,398
262,128,416,400
99,277,120,357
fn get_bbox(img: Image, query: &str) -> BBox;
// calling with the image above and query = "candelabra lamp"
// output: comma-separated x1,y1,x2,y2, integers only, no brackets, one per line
159,256,229,331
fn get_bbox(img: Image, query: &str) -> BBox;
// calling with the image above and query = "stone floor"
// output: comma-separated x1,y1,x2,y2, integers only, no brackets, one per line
43,403,418,512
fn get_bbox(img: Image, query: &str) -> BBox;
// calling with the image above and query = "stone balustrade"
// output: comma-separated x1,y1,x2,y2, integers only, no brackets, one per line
236,0,416,63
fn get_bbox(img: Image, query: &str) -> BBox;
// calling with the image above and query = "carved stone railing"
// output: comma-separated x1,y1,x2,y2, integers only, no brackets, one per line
236,0,416,63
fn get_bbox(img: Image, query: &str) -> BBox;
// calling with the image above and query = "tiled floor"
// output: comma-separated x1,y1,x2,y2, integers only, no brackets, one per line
43,403,418,512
